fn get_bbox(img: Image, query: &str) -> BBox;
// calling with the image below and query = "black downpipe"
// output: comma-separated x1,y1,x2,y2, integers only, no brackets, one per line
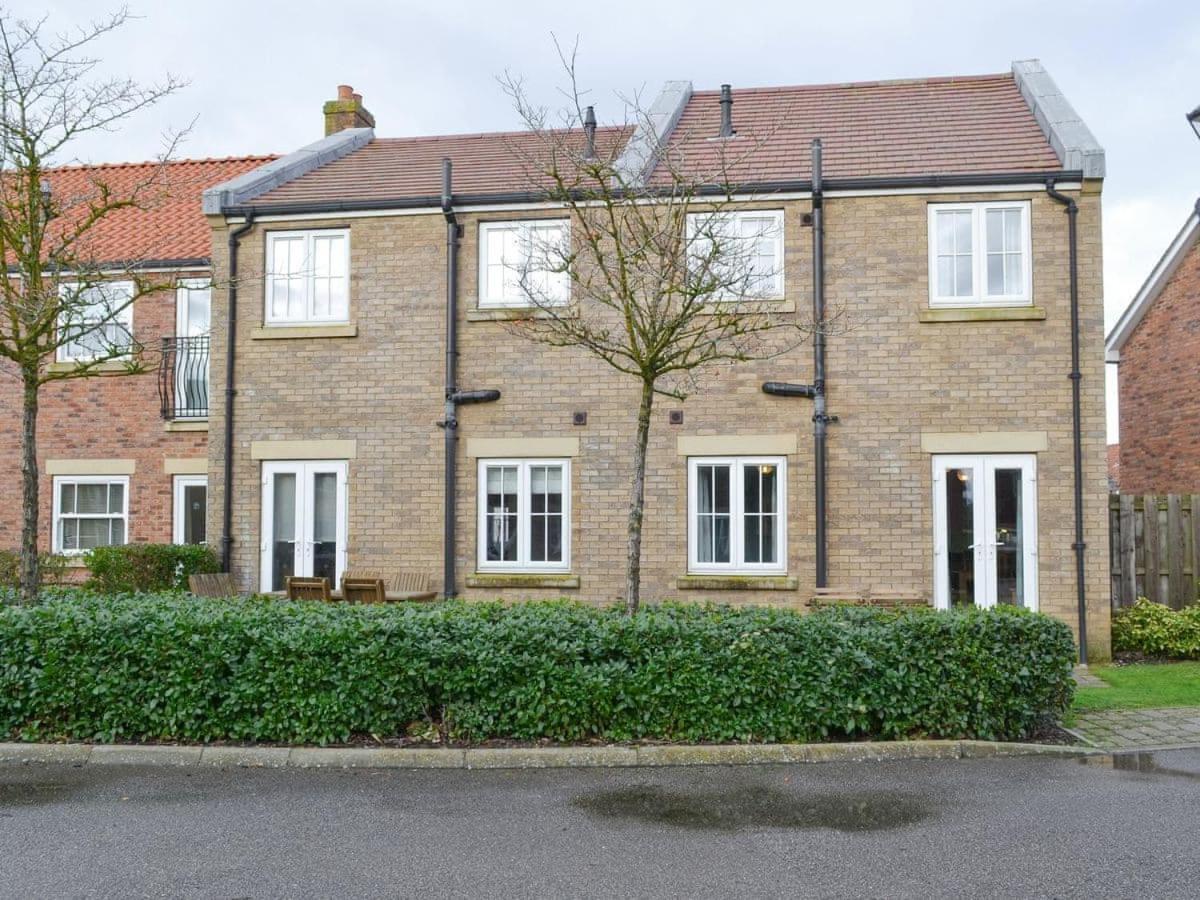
1046,180,1088,665
442,159,462,599
811,139,829,589
220,212,255,574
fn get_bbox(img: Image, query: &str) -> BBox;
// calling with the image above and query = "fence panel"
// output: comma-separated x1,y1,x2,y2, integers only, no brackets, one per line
1109,493,1198,610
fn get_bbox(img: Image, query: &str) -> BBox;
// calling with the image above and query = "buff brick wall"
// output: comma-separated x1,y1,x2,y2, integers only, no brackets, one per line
0,277,210,558
1117,239,1200,493
207,186,1110,660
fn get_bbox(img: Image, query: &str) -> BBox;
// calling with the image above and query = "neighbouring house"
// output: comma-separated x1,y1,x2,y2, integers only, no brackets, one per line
1107,444,1120,492
202,63,1111,659
0,155,274,569
1105,200,1200,494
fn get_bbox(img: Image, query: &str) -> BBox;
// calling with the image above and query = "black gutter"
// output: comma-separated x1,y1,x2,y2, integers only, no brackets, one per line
1046,179,1088,665
218,170,1085,218
219,212,255,574
439,157,501,599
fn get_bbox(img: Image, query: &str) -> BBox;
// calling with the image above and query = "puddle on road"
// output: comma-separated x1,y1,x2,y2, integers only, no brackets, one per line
572,784,929,832
1078,752,1200,781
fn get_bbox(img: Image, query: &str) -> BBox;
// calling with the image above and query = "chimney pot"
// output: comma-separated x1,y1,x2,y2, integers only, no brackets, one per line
719,84,734,138
337,84,354,100
583,105,597,158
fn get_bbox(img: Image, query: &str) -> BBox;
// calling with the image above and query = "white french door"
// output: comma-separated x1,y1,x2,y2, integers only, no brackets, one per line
260,461,348,592
932,454,1038,610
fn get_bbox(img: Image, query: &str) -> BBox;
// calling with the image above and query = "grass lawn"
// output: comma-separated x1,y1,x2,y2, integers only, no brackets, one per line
1073,662,1200,712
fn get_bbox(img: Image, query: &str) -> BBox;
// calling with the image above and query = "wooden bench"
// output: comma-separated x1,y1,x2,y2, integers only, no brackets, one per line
188,572,239,598
808,587,930,610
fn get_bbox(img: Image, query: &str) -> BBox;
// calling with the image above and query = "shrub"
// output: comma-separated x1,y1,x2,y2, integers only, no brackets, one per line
0,594,1076,746
0,549,70,589
1112,598,1200,659
84,544,219,594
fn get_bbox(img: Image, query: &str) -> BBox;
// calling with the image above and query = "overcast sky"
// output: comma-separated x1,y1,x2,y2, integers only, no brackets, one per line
27,0,1200,442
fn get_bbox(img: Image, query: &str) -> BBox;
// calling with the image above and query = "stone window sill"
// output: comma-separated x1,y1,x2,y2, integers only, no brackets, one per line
46,360,136,375
250,323,358,340
698,298,795,316
164,419,208,432
919,306,1046,323
466,306,564,322
465,573,580,589
676,575,798,591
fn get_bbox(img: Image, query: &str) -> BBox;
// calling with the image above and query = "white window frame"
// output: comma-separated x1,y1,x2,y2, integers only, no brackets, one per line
686,209,785,301
260,461,349,592
172,475,208,545
264,228,351,325
477,219,570,308
56,280,135,362
927,201,1033,308
931,453,1039,611
52,475,130,555
687,456,787,575
476,458,571,573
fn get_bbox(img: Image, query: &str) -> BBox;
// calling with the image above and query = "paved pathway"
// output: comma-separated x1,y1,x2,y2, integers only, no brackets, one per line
1071,707,1200,749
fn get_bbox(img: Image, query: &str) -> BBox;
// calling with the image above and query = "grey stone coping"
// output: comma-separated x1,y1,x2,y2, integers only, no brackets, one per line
0,739,1105,770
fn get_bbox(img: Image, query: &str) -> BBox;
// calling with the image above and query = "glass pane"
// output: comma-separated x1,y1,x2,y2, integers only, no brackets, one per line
743,466,761,514
994,468,1024,606
546,516,562,562
185,287,210,334
60,483,75,514
110,518,125,546
312,472,338,586
271,472,297,591
936,212,955,253
714,515,731,563
714,466,730,514
77,518,111,549
1004,209,1022,248
954,255,973,297
108,483,124,514
183,485,207,545
76,484,108,515
697,466,715,514
698,515,714,563
486,465,518,562
936,257,954,296
945,468,975,608
61,519,78,551
986,210,1003,252
761,464,777,513
1005,254,1022,295
954,212,972,251
987,254,1004,295
744,515,761,563
761,515,776,564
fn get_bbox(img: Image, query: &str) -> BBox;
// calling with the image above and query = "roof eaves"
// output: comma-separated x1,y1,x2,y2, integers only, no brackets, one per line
1105,199,1200,360
1011,59,1105,179
613,80,692,187
201,128,374,215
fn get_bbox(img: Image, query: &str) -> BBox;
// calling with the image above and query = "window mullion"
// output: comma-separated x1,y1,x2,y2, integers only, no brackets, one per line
733,460,744,569
974,207,986,303
519,462,530,568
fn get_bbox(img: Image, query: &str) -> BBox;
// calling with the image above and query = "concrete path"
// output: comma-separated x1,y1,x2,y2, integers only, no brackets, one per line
3,750,1200,897
1070,707,1200,749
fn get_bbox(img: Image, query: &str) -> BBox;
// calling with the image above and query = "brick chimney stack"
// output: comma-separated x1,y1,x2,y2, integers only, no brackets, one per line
323,85,375,136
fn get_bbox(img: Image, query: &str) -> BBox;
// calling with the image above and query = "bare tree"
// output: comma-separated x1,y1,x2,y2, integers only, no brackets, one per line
500,47,816,613
0,8,186,603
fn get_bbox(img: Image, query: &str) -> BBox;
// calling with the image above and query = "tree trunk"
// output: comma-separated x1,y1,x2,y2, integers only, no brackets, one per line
624,379,655,615
19,367,41,604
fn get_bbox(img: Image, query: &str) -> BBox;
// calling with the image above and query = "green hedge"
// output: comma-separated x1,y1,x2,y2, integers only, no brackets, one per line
1113,598,1200,659
0,594,1076,745
84,544,219,594
0,550,70,589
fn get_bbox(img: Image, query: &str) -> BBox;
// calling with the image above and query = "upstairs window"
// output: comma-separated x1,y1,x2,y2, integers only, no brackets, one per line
57,281,134,362
478,220,569,308
928,202,1031,307
687,210,784,300
265,229,350,324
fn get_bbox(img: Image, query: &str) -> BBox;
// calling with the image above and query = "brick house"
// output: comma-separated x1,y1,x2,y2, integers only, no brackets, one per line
202,62,1110,659
1105,200,1200,493
0,156,272,566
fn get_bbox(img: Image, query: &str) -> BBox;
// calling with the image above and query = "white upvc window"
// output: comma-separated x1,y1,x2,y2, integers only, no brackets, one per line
927,201,1032,307
53,476,129,554
265,228,350,324
478,220,570,308
687,456,787,575
477,459,571,572
57,281,134,362
687,209,785,300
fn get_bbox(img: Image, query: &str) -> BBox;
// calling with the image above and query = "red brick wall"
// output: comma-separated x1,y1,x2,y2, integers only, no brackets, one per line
1118,239,1200,493
0,274,209,553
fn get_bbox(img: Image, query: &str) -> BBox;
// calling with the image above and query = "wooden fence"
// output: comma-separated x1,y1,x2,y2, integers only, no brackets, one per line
1109,494,1200,610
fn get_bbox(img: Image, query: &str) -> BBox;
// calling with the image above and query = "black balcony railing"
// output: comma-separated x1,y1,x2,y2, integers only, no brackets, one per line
159,335,210,420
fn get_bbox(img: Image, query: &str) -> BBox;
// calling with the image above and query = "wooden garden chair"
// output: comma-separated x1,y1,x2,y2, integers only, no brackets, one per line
340,576,387,604
188,572,239,598
285,576,332,601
